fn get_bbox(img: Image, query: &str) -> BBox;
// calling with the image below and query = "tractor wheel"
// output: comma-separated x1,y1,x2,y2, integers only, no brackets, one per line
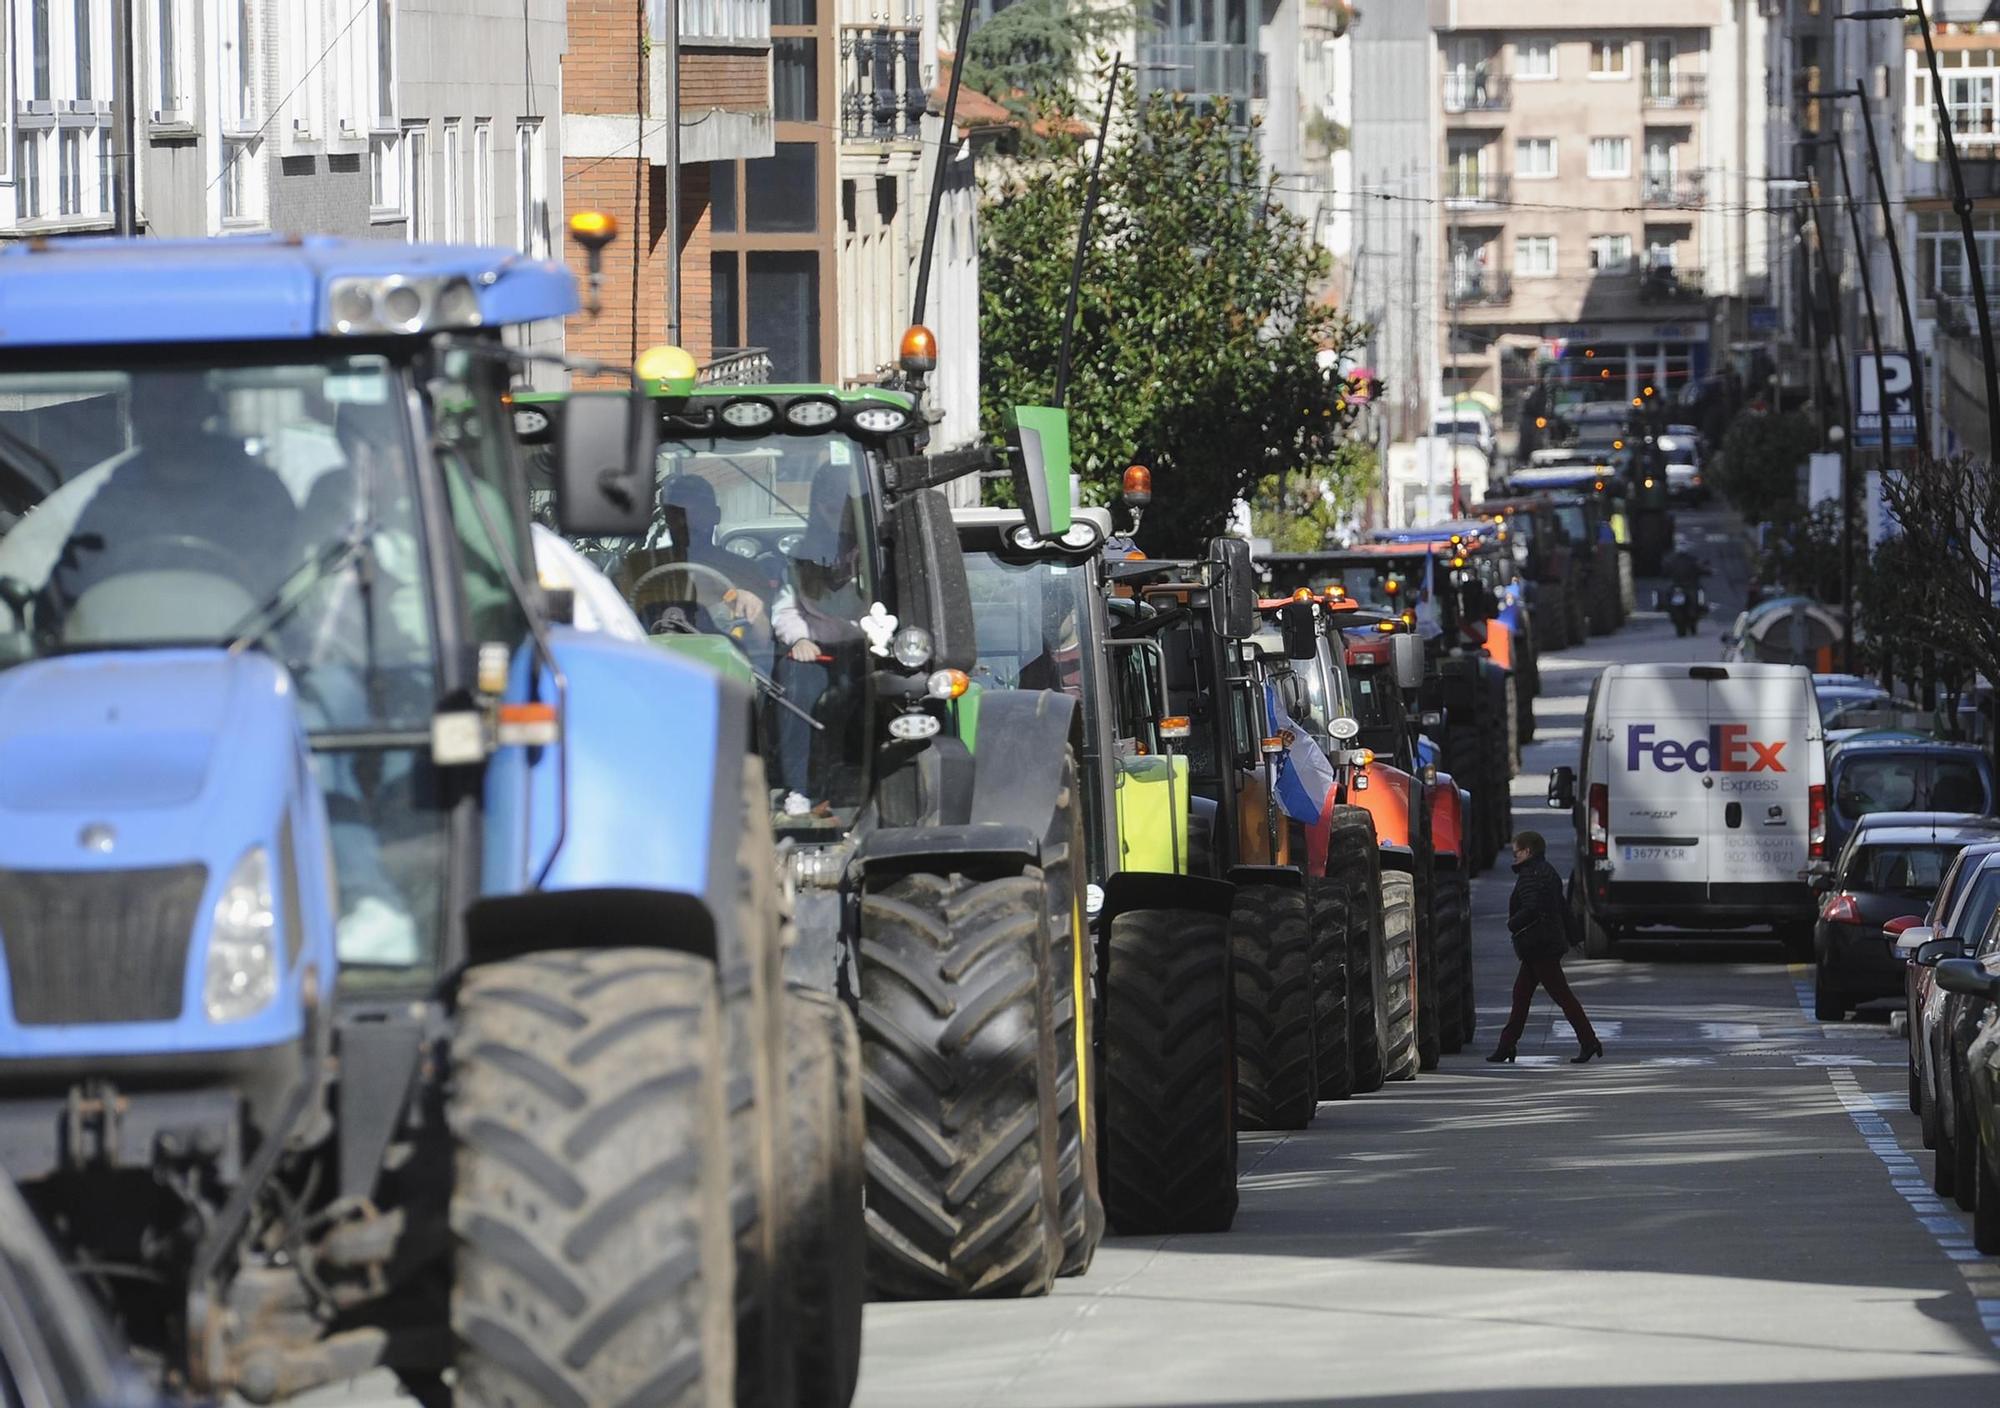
1041,749,1104,1278
1518,687,1537,748
1568,577,1590,644
1540,582,1572,651
1307,876,1354,1101
1380,870,1420,1082
1442,728,1488,872
1434,873,1469,1055
1501,674,1521,775
450,950,735,1408
1330,809,1388,1096
1458,886,1478,1046
1415,863,1441,1074
859,870,1063,1299
781,988,865,1408
1100,907,1238,1235
1231,884,1319,1130
1588,565,1617,636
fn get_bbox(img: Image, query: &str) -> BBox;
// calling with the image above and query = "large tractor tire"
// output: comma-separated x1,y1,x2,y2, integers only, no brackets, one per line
1306,875,1354,1101
1329,810,1388,1096
1231,884,1319,1130
1100,907,1238,1235
859,870,1063,1299
1041,749,1104,1278
450,950,735,1408
781,987,865,1408
1539,582,1572,652
1380,870,1421,1082
1567,576,1590,644
1442,727,1489,874
1415,863,1442,1074
1434,872,1470,1055
1501,674,1521,775
1587,563,1618,636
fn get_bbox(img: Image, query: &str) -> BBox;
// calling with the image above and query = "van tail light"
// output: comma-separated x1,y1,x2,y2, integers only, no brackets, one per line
1823,892,1862,925
1808,784,1827,861
1588,783,1608,860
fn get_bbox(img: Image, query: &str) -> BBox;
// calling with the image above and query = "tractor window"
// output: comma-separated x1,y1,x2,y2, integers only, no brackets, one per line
1108,640,1163,755
433,353,531,648
574,430,880,825
0,352,450,986
1553,504,1588,542
962,550,1092,702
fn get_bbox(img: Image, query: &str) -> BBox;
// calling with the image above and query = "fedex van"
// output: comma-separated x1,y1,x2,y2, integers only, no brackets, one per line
1548,663,1826,958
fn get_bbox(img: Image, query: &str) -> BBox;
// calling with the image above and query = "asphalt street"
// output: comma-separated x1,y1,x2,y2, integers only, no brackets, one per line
847,509,2000,1407
294,510,2000,1407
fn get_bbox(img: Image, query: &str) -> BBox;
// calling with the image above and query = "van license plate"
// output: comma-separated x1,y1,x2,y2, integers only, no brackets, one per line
1623,844,1690,862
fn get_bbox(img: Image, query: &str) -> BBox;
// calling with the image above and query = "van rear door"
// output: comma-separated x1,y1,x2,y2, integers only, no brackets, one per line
1606,670,1711,887
1701,668,1814,889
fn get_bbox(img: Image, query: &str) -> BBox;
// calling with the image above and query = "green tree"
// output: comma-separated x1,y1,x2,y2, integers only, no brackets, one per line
1714,409,1818,523
958,0,1139,104
979,87,1371,555
1249,443,1379,552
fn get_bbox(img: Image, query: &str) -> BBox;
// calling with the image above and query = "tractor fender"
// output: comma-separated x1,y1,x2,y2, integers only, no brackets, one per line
966,688,1080,835
471,625,749,969
1430,779,1466,862
1097,871,1236,930
1227,863,1302,891
1377,842,1416,871
1350,761,1414,850
852,823,1040,877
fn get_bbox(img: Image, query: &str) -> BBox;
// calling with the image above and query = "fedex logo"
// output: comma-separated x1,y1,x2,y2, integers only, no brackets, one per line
1626,724,1787,774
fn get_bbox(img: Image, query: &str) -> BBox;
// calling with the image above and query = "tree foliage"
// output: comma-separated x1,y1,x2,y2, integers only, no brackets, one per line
958,0,1139,104
1872,453,2000,689
1249,443,1379,552
979,87,1370,555
1714,409,1819,524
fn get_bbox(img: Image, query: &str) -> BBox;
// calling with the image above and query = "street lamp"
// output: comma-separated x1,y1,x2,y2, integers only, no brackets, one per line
1802,98,1890,452
1846,3,2000,459
1792,153,1860,668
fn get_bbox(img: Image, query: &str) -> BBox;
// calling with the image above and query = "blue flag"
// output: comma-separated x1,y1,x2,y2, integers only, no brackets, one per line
1265,681,1339,826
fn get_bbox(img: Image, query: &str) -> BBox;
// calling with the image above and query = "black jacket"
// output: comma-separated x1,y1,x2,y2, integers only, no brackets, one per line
1508,855,1570,963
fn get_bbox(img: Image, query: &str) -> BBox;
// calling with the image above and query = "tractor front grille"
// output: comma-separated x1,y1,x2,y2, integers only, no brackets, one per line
0,865,207,1025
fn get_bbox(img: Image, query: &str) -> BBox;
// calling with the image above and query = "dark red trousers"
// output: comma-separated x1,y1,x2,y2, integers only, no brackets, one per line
1497,953,1598,1049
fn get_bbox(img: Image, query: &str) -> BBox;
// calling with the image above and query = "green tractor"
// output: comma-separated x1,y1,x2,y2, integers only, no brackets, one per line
516,367,1104,1298
953,499,1239,1235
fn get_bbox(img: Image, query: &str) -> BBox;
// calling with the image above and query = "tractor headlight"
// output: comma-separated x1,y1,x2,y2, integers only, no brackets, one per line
892,624,933,668
205,847,278,1023
852,405,910,434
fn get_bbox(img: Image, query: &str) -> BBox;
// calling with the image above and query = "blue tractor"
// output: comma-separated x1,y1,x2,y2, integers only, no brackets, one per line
0,232,852,1405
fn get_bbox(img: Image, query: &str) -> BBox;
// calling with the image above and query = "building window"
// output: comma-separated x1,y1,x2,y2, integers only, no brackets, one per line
1589,234,1633,272
442,120,462,240
220,0,254,133
28,0,50,101
1643,38,1677,101
747,251,820,381
1589,40,1628,79
153,0,191,121
1514,235,1557,277
773,38,818,123
472,119,493,242
370,132,402,215
1515,137,1556,180
404,122,430,241
1947,74,1997,139
712,251,740,347
15,131,41,219
1917,209,2000,297
14,0,117,225
1517,38,1555,81
219,138,258,223
516,117,547,255
711,160,738,233
1588,136,1631,178
374,0,395,125
672,0,770,44
281,0,320,140
745,142,817,232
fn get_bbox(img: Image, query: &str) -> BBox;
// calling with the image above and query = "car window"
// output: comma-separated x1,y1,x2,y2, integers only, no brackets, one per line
1946,864,2000,940
1835,757,1921,818
1927,758,1989,814
1977,903,2000,959
1851,844,1956,896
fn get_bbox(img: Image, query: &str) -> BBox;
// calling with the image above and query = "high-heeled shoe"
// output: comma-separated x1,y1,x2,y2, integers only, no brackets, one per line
1572,1039,1604,1064
1485,1047,1517,1063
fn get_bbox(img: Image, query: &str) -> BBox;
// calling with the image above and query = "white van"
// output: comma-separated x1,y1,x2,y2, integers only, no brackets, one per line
1548,662,1826,958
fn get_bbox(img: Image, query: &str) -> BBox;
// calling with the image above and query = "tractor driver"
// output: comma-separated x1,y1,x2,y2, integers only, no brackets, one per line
45,372,299,635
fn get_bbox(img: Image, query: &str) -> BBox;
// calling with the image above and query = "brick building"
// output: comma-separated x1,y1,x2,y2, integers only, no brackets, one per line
562,0,776,372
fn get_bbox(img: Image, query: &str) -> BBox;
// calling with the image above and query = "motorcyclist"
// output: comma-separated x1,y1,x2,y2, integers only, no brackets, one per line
1660,538,1709,635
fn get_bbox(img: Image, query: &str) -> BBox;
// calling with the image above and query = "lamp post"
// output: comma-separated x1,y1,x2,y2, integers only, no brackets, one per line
1848,3,2000,458
1798,160,1859,668
1803,101,1891,456
1853,80,1931,457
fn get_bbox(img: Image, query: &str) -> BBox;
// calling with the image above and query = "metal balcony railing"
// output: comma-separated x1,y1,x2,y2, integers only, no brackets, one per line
700,348,773,385
1636,266,1705,303
1443,71,1511,114
840,26,926,143
1642,72,1707,108
1443,171,1510,205
1448,271,1512,307
1641,172,1704,207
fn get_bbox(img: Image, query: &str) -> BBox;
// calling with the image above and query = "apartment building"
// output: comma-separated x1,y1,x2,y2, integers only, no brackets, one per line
1426,1,1768,421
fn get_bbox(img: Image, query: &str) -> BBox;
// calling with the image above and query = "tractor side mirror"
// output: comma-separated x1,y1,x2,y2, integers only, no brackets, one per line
1280,601,1319,661
1391,633,1424,691
893,488,977,671
1933,957,2000,1002
1208,536,1256,640
1004,405,1074,543
1548,765,1576,810
552,391,658,538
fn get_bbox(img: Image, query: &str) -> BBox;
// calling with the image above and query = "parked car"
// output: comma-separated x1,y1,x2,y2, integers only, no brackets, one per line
1826,735,1996,858
1812,814,2000,1020
1894,843,2000,1207
1932,950,2000,1249
1663,461,1709,506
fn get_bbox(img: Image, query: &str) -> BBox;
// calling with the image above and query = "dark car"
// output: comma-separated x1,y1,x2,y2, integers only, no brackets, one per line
1934,950,2000,1250
1907,845,2000,1209
1825,735,1996,859
1813,815,2000,1020
1897,842,2000,1128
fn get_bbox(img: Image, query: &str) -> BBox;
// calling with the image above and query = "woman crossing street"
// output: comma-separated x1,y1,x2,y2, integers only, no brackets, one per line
1489,831,1605,1065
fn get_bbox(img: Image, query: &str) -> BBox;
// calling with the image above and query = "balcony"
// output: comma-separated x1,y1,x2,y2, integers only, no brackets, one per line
1443,171,1511,207
1641,172,1704,208
1642,73,1706,109
1636,265,1705,304
1448,271,1512,308
700,347,773,385
840,25,926,144
1442,71,1511,116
